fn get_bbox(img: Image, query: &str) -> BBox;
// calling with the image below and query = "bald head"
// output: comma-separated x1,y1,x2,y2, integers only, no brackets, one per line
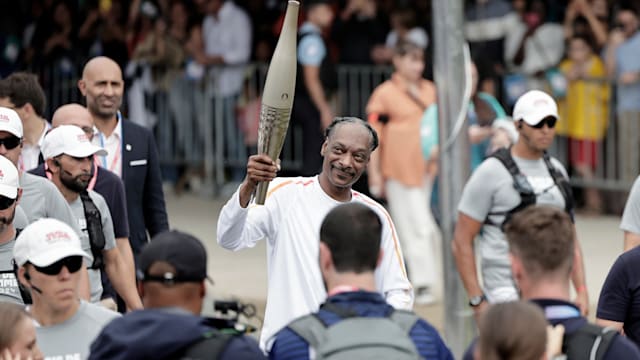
81,56,122,81
51,103,95,139
78,57,124,121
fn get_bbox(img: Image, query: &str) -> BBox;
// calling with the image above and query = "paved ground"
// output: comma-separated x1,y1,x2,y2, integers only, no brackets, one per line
165,190,626,341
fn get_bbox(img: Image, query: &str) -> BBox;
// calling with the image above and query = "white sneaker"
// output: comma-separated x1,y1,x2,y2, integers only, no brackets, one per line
415,287,437,305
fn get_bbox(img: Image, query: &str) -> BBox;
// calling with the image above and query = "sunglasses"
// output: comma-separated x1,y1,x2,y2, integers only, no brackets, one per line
32,256,84,276
0,136,21,150
0,195,15,210
530,117,557,129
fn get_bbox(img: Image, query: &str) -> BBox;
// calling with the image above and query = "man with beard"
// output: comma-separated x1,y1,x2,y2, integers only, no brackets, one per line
41,125,141,310
0,155,26,304
30,103,133,312
217,117,412,351
79,56,168,257
0,106,91,300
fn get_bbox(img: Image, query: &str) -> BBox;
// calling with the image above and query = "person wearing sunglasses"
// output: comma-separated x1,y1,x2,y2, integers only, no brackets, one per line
0,107,92,300
41,125,142,311
0,72,51,172
452,90,588,322
89,230,265,360
29,103,133,313
0,155,25,305
13,218,120,359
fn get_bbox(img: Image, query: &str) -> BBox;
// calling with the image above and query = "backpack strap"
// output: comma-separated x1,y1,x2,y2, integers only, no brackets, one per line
388,310,420,334
287,314,328,350
485,147,536,228
564,322,618,360
286,302,361,348
179,331,234,360
542,151,574,215
80,191,106,269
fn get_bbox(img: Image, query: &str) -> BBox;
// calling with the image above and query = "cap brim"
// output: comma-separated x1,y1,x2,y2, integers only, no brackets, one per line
521,112,558,126
0,127,22,138
28,246,90,267
0,184,17,199
66,145,108,158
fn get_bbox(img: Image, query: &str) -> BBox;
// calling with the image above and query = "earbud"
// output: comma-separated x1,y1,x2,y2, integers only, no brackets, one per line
24,271,42,294
53,159,61,167
518,123,523,130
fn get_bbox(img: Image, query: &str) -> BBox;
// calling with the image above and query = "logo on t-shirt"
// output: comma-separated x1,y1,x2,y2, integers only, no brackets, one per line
0,272,21,302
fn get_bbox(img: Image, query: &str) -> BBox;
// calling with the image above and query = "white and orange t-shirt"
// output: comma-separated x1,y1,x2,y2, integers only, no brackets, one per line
217,176,413,351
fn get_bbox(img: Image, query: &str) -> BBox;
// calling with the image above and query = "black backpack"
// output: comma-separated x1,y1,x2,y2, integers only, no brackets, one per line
177,317,247,360
80,190,106,270
563,322,618,360
485,147,574,229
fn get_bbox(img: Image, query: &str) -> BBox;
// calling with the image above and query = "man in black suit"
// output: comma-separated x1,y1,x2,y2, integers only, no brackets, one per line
78,56,169,257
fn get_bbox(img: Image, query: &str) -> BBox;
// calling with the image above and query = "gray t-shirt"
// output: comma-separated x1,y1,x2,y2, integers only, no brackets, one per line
69,191,116,303
19,172,83,236
36,300,120,359
621,176,640,234
0,237,21,304
458,155,568,296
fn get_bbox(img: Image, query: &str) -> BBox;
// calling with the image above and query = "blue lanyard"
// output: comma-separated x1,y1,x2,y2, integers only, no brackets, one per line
545,305,581,320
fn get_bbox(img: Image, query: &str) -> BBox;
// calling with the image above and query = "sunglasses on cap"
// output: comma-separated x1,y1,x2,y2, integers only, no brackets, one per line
0,136,21,150
530,117,557,129
32,256,84,276
0,195,15,210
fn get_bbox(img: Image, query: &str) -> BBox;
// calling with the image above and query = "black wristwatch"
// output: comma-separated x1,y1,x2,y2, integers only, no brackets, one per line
468,294,487,307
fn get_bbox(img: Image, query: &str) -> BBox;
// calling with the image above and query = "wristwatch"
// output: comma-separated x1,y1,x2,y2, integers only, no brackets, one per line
468,294,487,307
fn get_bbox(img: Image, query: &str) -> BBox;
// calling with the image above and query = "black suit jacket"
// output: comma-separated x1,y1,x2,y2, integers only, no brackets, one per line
121,119,169,254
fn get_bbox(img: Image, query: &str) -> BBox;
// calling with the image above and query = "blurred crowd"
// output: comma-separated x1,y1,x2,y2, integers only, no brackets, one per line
0,0,637,204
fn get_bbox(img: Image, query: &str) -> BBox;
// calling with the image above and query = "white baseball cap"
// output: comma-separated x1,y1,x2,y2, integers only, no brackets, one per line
512,90,558,126
42,125,107,160
14,218,89,267
0,107,23,138
0,155,19,199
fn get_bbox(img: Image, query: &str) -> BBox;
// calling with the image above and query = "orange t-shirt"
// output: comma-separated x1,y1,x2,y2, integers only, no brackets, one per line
366,73,437,187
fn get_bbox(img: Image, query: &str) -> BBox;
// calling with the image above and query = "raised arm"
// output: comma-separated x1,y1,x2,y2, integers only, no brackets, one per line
217,154,278,251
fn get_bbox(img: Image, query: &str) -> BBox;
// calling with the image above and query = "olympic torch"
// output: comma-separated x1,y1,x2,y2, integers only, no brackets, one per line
255,0,300,205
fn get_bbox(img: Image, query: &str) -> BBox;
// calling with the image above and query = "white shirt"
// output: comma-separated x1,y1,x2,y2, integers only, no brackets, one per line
202,1,252,96
92,120,122,177
504,21,565,75
217,176,414,351
20,121,50,171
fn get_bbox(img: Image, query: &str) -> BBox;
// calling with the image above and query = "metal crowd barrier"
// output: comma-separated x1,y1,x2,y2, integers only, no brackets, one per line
29,62,635,197
505,73,633,194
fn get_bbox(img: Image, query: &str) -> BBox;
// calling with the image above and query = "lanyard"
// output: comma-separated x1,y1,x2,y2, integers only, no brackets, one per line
98,111,122,174
327,285,361,297
545,305,581,320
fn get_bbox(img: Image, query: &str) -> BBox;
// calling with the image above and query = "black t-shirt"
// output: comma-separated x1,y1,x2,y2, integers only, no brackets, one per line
29,164,130,238
597,247,640,348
